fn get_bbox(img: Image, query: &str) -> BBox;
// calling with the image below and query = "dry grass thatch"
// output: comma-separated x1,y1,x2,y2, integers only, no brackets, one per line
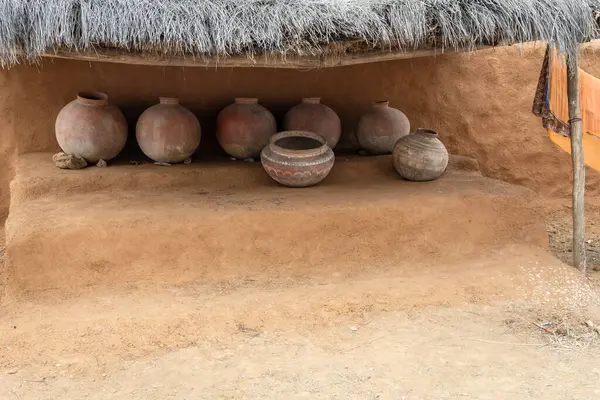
0,0,598,67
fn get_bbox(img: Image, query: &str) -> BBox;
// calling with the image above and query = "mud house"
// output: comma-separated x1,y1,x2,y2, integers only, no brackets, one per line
0,0,598,298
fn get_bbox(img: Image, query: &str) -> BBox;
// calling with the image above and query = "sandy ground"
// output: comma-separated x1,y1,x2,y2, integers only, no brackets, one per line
0,192,600,399
0,303,599,400
0,240,599,399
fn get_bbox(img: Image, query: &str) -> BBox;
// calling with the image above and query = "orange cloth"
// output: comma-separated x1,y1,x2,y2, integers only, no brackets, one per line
545,49,600,172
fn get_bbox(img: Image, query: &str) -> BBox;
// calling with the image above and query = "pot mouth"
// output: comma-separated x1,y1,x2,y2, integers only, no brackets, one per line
269,131,329,158
302,97,321,104
372,100,389,107
159,97,179,105
415,128,439,138
235,97,259,104
77,92,108,106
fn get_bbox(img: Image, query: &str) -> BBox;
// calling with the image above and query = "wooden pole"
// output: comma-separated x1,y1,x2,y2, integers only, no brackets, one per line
566,53,587,273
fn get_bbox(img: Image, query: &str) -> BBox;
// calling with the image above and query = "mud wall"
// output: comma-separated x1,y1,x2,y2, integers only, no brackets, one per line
1,43,600,217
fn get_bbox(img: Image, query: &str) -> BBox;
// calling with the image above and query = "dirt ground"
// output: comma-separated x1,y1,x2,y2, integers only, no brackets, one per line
1,206,600,399
546,197,600,273
1,305,600,400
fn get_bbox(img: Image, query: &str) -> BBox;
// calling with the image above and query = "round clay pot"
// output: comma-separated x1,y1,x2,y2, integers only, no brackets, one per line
216,98,277,159
261,131,335,188
393,128,449,181
55,92,127,163
136,97,201,163
356,101,410,154
283,97,342,149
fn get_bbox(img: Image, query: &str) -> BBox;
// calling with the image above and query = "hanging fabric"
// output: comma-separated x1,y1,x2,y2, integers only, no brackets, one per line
533,46,600,172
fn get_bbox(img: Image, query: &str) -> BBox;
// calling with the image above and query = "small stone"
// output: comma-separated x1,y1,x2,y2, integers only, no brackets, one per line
229,157,237,161
154,162,171,167
585,320,595,328
350,326,359,332
52,152,87,170
243,158,255,163
96,159,107,168
6,369,18,375
183,158,192,165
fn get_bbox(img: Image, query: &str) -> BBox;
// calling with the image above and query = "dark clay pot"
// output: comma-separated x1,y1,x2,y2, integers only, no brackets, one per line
356,101,410,154
136,97,201,163
393,128,449,181
261,131,335,188
283,97,342,149
216,98,277,159
55,92,127,163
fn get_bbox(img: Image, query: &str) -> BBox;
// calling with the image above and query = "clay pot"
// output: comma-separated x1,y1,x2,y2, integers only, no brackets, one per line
55,92,127,163
261,131,335,188
283,97,342,149
356,101,410,154
136,97,201,163
393,128,449,181
216,98,277,159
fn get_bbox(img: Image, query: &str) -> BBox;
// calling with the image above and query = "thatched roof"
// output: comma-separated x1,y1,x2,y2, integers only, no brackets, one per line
0,0,598,68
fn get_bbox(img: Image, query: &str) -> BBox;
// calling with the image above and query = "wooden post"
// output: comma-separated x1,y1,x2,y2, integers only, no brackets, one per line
566,53,587,273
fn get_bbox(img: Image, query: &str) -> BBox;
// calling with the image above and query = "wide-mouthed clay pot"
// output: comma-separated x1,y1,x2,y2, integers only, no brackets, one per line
356,101,410,154
55,92,128,163
283,97,342,148
393,128,449,181
136,97,201,163
216,98,277,159
261,131,335,188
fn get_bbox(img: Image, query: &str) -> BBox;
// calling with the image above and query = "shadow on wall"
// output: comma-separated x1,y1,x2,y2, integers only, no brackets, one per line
1,42,600,213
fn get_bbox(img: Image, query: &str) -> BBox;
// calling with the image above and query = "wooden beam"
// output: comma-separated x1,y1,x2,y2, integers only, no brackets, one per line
566,53,587,273
39,45,493,69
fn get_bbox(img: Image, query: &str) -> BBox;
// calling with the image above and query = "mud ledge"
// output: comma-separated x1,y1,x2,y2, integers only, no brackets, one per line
3,152,547,300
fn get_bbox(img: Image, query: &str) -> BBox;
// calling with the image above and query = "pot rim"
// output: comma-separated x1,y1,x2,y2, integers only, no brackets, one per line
302,97,321,104
372,100,389,107
77,92,109,106
234,97,259,104
415,128,439,137
159,97,180,105
269,130,330,158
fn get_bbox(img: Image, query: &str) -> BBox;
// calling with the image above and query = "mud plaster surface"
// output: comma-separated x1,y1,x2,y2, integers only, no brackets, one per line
2,43,600,219
3,154,545,300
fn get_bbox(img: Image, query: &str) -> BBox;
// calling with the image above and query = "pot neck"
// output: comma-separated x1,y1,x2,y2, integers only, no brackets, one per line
372,100,389,109
235,98,258,105
302,97,321,104
159,97,179,105
269,131,329,158
415,128,439,138
77,92,108,106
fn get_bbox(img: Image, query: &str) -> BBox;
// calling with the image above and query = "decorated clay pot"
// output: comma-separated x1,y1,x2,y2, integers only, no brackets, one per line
136,97,201,163
356,101,410,154
55,92,127,163
283,97,342,148
393,128,449,181
216,98,277,159
261,131,335,188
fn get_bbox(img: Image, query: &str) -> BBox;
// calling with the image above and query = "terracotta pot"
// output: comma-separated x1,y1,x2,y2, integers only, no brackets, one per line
393,128,449,181
55,92,127,163
283,97,342,149
216,98,277,159
136,97,201,163
261,131,335,188
356,101,410,154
